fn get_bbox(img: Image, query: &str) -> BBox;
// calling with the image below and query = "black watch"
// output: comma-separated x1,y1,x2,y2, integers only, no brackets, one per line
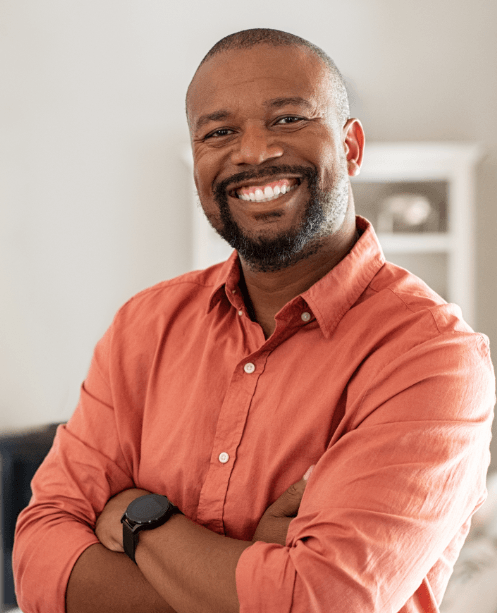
121,494,181,563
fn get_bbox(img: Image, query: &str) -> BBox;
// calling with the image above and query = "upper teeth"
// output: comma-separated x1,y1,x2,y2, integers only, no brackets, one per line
237,183,297,203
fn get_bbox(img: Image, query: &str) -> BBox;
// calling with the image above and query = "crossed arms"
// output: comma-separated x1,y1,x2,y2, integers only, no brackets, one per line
67,473,311,613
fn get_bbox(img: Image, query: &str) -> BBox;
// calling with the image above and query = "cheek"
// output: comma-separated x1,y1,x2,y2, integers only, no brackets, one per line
193,148,221,197
193,172,213,210
320,150,347,191
192,169,223,228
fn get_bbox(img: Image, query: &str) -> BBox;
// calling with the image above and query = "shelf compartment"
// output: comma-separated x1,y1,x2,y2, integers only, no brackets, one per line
353,180,448,234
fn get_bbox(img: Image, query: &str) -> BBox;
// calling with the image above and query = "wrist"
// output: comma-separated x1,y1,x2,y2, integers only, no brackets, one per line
121,494,181,564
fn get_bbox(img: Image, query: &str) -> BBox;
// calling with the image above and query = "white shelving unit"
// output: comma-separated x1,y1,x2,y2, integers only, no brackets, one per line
182,142,482,327
353,142,482,327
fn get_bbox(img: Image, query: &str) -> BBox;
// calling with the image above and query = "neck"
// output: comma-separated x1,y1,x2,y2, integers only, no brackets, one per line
239,209,358,339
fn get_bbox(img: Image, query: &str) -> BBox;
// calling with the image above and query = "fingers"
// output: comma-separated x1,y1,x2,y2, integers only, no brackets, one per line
270,465,315,518
303,465,314,481
253,465,316,545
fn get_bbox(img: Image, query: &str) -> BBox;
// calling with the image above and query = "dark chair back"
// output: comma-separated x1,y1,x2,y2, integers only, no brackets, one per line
0,424,60,610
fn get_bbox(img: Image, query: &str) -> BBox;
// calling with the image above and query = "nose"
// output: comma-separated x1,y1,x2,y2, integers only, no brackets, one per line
230,123,284,166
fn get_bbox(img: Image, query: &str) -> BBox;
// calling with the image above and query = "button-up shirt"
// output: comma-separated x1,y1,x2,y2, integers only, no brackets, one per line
14,217,495,613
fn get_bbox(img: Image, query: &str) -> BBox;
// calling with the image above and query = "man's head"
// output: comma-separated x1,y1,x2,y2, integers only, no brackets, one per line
187,29,350,132
186,28,364,273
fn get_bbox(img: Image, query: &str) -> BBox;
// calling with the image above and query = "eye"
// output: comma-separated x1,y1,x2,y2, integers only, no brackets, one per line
276,116,304,125
204,128,234,139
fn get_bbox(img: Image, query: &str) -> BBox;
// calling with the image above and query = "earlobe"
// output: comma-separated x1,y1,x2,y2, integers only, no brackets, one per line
347,159,361,177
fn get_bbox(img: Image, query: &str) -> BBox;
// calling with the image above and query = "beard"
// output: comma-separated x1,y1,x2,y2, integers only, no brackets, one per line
207,162,349,273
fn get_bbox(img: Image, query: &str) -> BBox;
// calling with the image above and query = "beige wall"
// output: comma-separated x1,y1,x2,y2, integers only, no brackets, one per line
1,0,496,459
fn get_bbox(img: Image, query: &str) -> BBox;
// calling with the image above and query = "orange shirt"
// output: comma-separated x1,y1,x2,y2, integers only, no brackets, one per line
14,217,495,613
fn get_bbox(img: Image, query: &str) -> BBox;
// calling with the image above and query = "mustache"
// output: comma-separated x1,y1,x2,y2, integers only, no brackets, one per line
213,164,317,200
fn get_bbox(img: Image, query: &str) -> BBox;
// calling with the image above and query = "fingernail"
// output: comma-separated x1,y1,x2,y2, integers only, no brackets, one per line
303,465,315,481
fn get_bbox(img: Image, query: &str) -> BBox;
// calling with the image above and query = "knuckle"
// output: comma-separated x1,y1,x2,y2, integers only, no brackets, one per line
287,482,302,497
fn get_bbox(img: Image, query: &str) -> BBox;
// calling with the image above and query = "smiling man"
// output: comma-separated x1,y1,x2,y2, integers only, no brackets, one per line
13,29,495,613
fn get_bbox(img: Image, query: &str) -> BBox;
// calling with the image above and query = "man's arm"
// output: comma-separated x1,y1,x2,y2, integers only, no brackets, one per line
66,544,177,613
66,487,177,613
137,514,248,613
12,323,161,613
67,473,311,613
12,420,170,613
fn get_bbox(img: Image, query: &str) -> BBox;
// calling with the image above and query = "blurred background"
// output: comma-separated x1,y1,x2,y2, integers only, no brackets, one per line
1,0,496,444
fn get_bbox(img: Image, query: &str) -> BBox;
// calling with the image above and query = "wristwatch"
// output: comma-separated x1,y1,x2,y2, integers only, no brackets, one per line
121,494,181,563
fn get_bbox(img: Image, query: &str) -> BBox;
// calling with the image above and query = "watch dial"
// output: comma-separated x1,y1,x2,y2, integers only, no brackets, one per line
128,495,171,523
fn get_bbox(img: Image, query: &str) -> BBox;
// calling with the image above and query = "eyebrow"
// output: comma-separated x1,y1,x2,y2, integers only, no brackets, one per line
194,96,313,132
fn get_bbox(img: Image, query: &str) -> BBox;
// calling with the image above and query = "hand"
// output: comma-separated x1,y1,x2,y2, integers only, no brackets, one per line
95,488,151,553
253,465,314,546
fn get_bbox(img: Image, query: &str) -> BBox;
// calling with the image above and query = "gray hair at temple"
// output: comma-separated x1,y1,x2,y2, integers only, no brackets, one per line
186,28,351,129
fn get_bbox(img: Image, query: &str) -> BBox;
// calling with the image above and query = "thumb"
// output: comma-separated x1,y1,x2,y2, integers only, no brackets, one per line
270,465,315,518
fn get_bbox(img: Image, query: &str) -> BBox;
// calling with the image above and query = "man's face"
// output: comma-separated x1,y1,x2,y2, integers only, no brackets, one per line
187,45,353,272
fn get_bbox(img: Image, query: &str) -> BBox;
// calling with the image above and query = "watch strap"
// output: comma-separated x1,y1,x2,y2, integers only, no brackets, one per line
122,517,140,564
121,499,181,564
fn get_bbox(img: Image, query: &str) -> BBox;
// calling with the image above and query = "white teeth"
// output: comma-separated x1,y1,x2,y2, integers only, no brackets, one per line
236,182,298,203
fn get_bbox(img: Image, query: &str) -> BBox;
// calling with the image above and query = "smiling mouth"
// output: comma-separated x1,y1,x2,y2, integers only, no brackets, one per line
229,178,301,204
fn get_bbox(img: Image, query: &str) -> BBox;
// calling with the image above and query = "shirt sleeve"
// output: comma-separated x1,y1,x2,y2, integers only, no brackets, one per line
13,325,135,613
236,331,496,613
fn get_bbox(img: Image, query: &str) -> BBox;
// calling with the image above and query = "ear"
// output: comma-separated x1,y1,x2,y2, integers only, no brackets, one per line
343,119,365,177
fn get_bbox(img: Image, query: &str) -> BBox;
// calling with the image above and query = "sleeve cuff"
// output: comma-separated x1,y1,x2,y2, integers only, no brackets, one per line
14,520,99,613
236,540,296,613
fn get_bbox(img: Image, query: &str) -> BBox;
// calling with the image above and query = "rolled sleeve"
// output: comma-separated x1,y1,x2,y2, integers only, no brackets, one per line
236,333,495,612
13,328,134,613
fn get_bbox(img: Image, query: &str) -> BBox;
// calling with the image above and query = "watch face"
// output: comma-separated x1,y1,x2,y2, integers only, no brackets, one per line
127,494,172,524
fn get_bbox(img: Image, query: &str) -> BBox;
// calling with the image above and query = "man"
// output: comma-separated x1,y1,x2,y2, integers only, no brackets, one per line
14,28,495,613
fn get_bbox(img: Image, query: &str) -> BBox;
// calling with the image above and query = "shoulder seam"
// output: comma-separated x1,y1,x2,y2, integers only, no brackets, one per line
355,330,488,423
384,288,442,334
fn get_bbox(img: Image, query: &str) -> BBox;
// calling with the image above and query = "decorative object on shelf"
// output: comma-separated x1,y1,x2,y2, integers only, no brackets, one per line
377,193,439,233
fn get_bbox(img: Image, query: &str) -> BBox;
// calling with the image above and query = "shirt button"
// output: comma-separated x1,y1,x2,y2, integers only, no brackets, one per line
238,310,243,317
244,362,256,374
219,452,230,464
301,312,311,322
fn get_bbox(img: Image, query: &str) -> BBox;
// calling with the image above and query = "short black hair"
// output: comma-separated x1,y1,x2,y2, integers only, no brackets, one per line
186,28,350,128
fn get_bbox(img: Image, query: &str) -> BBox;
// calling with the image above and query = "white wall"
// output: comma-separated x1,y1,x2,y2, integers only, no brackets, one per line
1,1,496,452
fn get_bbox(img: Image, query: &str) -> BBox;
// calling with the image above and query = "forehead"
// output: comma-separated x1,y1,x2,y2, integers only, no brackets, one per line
187,45,332,128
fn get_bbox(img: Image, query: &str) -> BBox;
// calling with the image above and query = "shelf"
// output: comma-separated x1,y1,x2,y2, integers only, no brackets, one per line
377,233,452,253
355,142,482,181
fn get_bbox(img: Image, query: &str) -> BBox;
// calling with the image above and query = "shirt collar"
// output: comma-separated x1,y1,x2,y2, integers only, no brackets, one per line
301,216,385,338
207,216,386,338
207,250,241,313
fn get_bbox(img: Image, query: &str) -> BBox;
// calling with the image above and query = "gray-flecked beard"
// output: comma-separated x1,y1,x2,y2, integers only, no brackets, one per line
209,163,349,273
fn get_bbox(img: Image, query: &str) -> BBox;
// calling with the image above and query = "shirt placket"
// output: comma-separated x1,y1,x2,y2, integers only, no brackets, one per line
195,349,270,534
196,288,317,534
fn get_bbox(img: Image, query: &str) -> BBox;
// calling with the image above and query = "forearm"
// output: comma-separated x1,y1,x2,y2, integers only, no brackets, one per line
91,475,309,613
66,543,178,613
135,514,253,613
